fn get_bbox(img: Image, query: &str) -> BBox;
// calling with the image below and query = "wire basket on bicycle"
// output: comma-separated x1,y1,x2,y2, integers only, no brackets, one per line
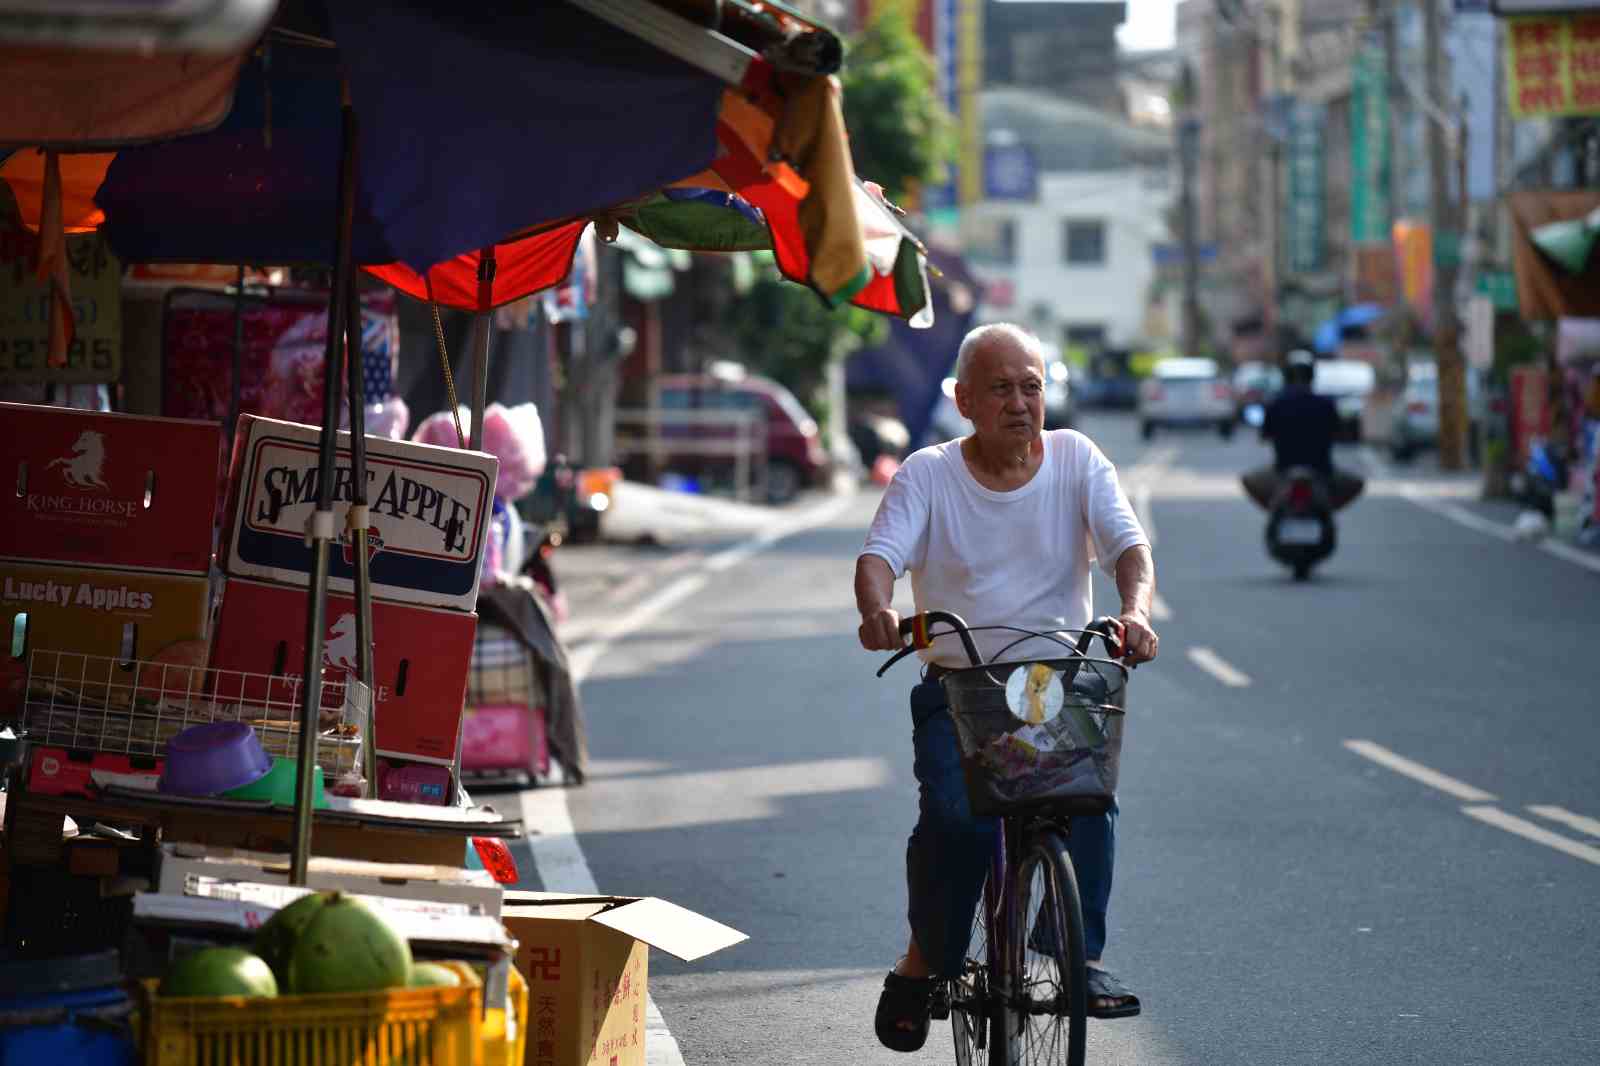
942,648,1126,818
881,613,1128,819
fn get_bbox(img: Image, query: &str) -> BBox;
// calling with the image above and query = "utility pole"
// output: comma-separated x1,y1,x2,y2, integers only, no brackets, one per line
1178,61,1202,357
1424,0,1469,471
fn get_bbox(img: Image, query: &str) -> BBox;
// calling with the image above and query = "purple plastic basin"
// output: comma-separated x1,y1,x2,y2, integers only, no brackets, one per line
160,722,273,797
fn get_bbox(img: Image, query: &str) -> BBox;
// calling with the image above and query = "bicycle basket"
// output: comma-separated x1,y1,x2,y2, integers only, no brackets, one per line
939,657,1127,817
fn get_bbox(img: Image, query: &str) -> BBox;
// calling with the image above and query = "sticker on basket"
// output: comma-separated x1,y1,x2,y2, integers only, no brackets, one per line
1005,663,1063,725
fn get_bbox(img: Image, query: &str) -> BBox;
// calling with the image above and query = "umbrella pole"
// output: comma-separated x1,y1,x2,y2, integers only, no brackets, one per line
467,246,496,451
344,279,379,795
228,264,245,443
290,92,359,885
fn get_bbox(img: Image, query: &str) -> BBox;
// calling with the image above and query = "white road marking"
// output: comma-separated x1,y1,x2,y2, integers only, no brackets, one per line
525,492,858,1066
1401,489,1517,542
1186,646,1252,688
1461,806,1600,867
1342,739,1497,803
1528,805,1600,840
1537,537,1600,575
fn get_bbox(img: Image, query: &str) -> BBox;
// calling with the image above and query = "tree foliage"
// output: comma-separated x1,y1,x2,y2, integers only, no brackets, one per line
840,6,958,205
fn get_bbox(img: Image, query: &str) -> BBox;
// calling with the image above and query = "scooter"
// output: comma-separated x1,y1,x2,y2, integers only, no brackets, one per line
1266,467,1337,581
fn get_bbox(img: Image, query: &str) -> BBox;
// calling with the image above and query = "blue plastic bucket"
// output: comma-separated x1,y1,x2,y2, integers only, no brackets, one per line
0,952,133,1066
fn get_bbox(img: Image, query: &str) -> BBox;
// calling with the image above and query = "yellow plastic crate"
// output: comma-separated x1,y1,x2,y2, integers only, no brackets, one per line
479,964,528,1066
137,960,482,1066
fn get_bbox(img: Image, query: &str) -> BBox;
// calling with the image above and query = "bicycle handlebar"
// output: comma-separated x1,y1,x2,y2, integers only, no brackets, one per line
874,612,1126,678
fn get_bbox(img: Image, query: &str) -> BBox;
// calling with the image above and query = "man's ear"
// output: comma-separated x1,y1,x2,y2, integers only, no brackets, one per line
953,382,972,420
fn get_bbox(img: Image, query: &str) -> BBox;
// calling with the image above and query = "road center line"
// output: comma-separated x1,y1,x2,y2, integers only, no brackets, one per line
1342,739,1497,802
1186,647,1251,687
1462,806,1600,867
1150,592,1173,622
1528,805,1600,840
528,492,858,1066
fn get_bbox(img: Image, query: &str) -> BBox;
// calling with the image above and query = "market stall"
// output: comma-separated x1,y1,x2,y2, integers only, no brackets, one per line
0,1,927,1061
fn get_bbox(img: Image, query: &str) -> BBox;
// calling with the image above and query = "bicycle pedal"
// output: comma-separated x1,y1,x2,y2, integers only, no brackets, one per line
929,985,952,1021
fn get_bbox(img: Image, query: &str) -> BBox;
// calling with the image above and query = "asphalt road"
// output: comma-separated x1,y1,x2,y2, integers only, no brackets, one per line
521,411,1599,1066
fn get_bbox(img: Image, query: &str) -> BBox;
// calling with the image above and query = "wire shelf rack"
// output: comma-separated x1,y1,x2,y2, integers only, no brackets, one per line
20,648,362,777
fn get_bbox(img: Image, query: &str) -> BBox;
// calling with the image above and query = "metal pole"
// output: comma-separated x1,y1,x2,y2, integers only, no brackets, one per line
468,247,496,452
1177,62,1201,357
228,264,245,444
1424,0,1467,471
290,91,359,885
344,279,378,793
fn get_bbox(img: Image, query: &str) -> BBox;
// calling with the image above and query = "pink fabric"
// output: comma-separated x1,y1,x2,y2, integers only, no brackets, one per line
461,704,548,775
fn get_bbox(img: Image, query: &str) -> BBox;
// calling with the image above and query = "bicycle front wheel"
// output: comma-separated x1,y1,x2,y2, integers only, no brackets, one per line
999,828,1087,1066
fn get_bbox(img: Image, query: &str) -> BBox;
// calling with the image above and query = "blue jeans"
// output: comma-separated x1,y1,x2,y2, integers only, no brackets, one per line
906,675,1118,979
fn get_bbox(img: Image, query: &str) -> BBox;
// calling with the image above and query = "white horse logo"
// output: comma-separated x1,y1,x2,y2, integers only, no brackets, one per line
47,430,109,489
323,613,359,671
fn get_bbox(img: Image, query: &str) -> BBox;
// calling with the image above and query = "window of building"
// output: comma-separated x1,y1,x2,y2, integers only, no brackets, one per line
1062,219,1106,266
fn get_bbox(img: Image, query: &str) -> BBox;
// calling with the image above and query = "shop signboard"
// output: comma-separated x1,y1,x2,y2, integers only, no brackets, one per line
0,213,121,386
1350,39,1392,246
1285,100,1326,275
1505,14,1600,118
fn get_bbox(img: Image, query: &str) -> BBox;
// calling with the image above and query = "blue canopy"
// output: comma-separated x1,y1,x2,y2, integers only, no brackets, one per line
96,3,724,273
1312,302,1385,354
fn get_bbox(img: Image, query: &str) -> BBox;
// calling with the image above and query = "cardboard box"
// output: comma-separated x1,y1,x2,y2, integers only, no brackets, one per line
0,402,222,574
221,414,499,611
502,892,747,1066
155,844,505,918
26,746,163,797
207,577,475,766
2,561,211,717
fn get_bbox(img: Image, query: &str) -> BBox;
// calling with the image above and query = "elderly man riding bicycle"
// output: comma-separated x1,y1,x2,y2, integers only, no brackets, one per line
855,323,1159,1053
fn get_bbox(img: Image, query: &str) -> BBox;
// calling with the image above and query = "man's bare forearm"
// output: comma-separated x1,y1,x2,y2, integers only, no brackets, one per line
1115,544,1155,621
855,554,896,618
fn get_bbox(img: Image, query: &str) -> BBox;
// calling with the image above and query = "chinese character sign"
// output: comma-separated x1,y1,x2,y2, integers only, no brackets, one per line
1507,15,1600,119
1285,101,1326,275
1350,41,1391,245
0,202,122,386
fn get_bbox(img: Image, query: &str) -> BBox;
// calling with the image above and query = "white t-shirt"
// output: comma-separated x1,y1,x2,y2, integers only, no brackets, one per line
860,430,1149,667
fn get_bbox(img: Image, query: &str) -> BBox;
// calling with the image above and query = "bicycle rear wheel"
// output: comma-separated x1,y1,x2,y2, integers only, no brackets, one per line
999,828,1087,1066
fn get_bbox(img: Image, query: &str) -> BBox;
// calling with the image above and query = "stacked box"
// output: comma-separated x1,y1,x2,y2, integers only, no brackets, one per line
0,404,221,722
209,416,498,796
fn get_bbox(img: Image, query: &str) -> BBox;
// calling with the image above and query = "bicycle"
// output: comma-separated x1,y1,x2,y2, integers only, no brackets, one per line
877,611,1131,1066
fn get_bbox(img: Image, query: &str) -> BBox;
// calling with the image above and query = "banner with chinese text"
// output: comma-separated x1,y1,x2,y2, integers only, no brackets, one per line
1506,14,1600,119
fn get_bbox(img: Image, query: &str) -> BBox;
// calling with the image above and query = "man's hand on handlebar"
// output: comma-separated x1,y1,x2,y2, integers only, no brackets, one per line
859,607,906,652
1114,611,1159,665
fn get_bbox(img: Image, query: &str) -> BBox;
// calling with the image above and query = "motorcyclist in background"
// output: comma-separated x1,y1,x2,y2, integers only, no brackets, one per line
1242,350,1366,510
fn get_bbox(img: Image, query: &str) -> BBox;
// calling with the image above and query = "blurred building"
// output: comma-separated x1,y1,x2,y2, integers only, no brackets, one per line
985,0,1129,114
964,89,1173,351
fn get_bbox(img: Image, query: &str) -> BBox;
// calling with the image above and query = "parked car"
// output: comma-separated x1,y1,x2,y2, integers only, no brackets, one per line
1312,359,1377,443
1138,357,1235,440
1388,361,1486,463
620,372,829,503
1044,361,1075,429
1231,361,1283,423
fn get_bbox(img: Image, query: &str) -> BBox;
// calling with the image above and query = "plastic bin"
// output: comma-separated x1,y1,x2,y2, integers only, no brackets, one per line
479,964,527,1066
137,960,482,1066
0,952,134,1066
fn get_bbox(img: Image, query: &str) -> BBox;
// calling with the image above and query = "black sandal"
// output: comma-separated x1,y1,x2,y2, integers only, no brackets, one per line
1085,967,1142,1019
874,971,936,1052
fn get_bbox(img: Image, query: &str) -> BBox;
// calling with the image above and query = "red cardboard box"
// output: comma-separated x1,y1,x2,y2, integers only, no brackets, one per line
207,578,475,766
221,415,498,612
0,403,222,575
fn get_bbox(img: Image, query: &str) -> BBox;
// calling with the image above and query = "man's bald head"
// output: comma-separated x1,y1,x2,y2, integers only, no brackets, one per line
954,324,1045,386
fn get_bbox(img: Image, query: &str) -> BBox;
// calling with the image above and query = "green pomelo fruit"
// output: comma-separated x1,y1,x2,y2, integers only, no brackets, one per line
160,947,278,999
409,962,462,988
253,891,329,986
286,893,413,994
